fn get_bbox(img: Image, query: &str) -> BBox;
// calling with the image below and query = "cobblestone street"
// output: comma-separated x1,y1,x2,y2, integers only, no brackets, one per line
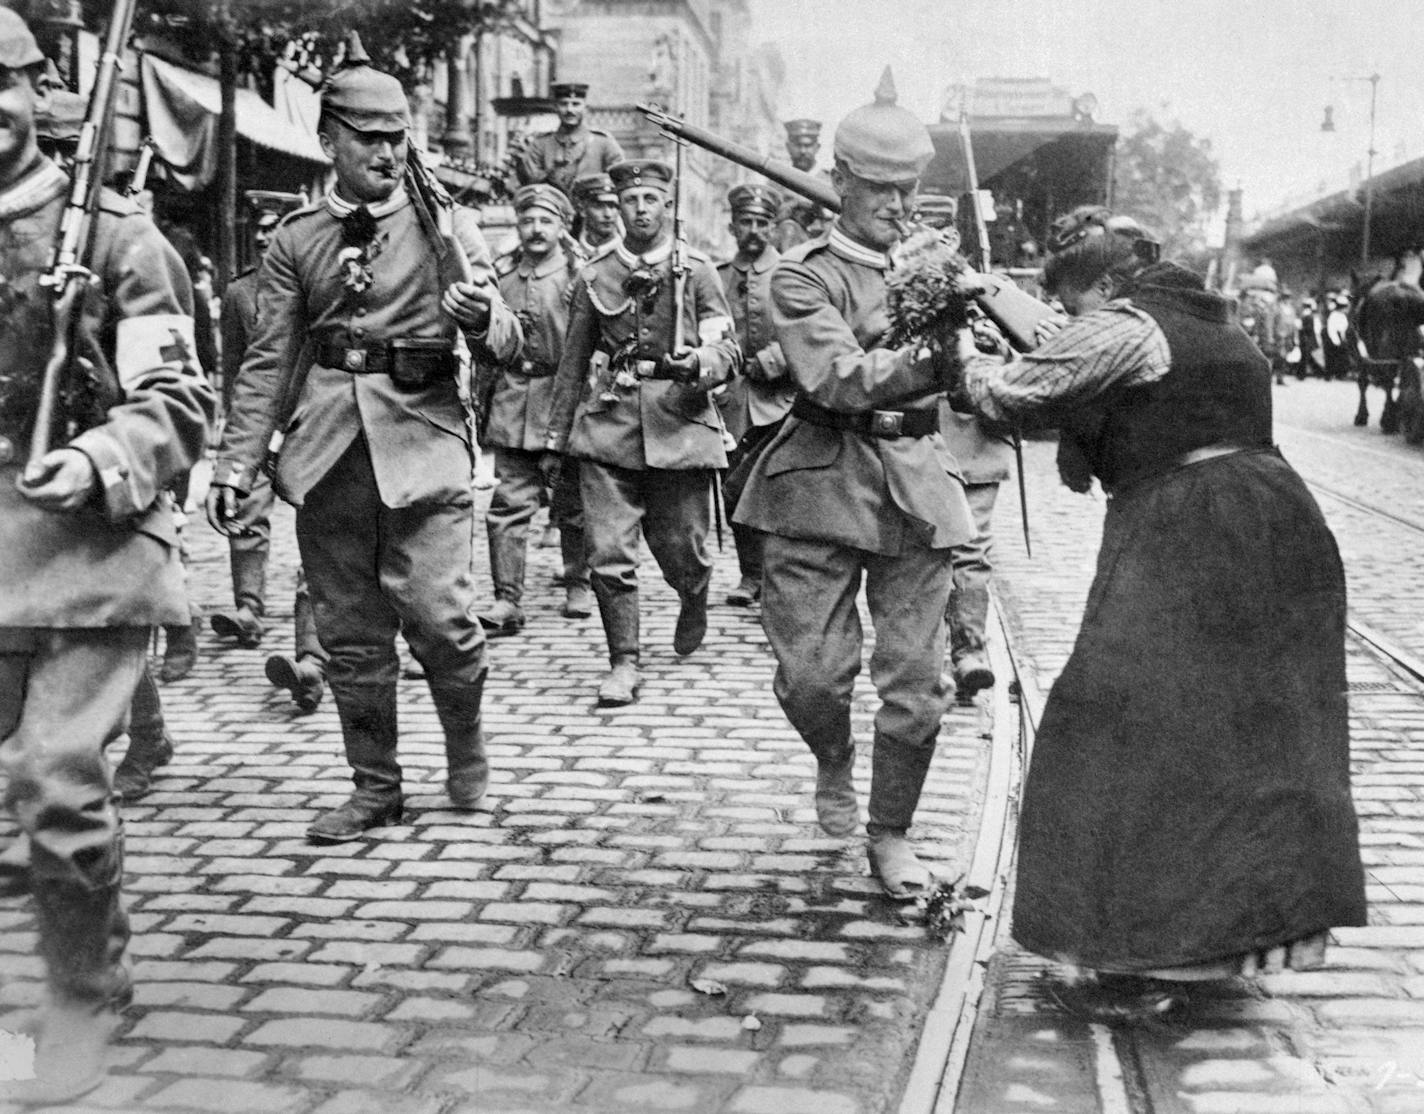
4,378,1423,1113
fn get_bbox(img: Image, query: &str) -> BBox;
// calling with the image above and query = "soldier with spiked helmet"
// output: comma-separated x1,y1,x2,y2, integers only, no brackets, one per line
735,70,975,901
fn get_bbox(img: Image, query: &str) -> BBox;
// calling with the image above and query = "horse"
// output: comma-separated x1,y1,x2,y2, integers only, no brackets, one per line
1354,254,1424,439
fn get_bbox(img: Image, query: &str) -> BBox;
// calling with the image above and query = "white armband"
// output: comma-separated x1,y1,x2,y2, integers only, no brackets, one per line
115,314,198,389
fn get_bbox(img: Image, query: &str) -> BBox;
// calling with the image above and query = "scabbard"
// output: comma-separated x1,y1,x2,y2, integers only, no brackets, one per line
1013,429,1031,558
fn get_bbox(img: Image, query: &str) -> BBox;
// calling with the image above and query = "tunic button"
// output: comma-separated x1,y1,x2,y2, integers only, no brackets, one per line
0,435,13,465
355,307,366,316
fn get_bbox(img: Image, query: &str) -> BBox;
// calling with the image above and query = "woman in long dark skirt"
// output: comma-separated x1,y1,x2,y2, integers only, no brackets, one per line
959,207,1366,1006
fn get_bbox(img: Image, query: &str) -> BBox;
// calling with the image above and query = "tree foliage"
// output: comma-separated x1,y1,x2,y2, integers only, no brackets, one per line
84,0,522,90
1112,109,1222,259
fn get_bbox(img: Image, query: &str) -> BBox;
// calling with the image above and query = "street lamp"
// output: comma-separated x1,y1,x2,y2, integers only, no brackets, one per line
1321,73,1380,267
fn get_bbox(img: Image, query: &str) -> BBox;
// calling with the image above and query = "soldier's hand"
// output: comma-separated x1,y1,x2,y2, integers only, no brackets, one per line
205,483,241,536
658,347,701,384
969,318,1009,357
17,449,96,512
539,451,563,487
442,278,497,330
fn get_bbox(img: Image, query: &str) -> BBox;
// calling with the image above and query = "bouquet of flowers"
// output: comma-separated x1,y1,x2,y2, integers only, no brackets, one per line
884,228,973,351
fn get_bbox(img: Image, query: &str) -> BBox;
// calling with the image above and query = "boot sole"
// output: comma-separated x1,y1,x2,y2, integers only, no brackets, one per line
306,807,404,844
210,615,262,647
476,617,525,637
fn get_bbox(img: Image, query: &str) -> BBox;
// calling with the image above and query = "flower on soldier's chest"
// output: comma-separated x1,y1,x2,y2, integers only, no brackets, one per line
337,234,384,296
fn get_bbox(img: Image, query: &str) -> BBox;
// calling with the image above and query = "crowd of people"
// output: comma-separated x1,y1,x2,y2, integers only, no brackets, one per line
0,6,1369,1103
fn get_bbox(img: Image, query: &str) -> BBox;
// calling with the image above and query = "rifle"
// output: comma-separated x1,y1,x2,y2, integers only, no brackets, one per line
957,108,992,273
637,103,1056,354
29,0,141,468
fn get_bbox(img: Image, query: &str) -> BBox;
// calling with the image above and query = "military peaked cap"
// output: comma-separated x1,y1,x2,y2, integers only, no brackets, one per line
551,81,589,99
0,7,42,70
727,183,779,219
245,190,305,220
915,193,957,226
514,182,574,225
783,119,822,140
833,68,934,182
572,173,617,204
609,159,674,194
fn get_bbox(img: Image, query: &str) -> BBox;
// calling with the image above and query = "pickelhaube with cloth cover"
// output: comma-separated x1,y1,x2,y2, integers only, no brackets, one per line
833,68,935,182
572,173,617,206
608,159,674,195
514,182,574,225
0,6,43,70
320,33,411,133
727,183,779,220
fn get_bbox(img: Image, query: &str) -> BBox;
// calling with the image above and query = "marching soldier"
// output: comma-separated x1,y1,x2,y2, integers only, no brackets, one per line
572,171,621,255
716,183,794,607
207,46,520,842
544,158,741,706
477,183,592,634
735,72,974,900
0,9,215,1100
210,190,330,713
917,193,1012,702
517,81,623,199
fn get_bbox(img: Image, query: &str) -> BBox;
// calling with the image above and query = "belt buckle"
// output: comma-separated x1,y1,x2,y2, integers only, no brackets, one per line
344,349,366,372
870,409,903,437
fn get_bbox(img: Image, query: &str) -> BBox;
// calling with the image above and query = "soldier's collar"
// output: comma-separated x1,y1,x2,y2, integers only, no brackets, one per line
615,237,673,269
749,244,779,273
325,185,409,221
518,247,566,279
829,223,891,270
0,156,67,221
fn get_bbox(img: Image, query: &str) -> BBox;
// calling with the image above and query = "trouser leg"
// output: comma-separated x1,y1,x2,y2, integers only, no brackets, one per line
485,448,543,604
113,662,173,801
552,458,589,591
724,422,781,585
0,627,145,1007
293,567,327,664
760,534,864,762
864,545,955,835
580,461,645,662
948,482,1000,665
643,468,713,597
297,437,403,803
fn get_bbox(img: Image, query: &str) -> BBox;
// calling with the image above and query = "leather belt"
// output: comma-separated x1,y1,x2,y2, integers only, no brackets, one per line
790,397,938,439
316,340,456,380
512,359,558,379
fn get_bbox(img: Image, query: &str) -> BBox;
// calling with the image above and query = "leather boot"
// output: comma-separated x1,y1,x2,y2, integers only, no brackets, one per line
814,746,859,837
429,676,489,810
265,654,327,714
727,522,762,606
4,846,129,1105
949,583,995,702
293,570,326,663
307,682,403,843
478,527,527,636
159,615,200,682
113,666,174,803
597,654,641,707
867,734,937,838
673,583,709,656
560,523,592,618
210,547,267,647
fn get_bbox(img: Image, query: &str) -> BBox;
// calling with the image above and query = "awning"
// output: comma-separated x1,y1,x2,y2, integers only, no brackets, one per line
141,53,327,190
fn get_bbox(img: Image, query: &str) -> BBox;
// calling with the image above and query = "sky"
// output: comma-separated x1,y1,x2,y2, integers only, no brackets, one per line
749,0,1424,223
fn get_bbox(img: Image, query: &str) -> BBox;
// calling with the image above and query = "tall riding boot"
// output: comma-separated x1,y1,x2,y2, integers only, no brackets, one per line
113,664,174,802
307,682,403,843
593,585,641,706
560,522,592,618
159,611,201,682
948,583,995,701
5,846,129,1105
478,527,527,636
866,735,938,900
429,675,489,810
211,546,267,647
727,522,763,606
